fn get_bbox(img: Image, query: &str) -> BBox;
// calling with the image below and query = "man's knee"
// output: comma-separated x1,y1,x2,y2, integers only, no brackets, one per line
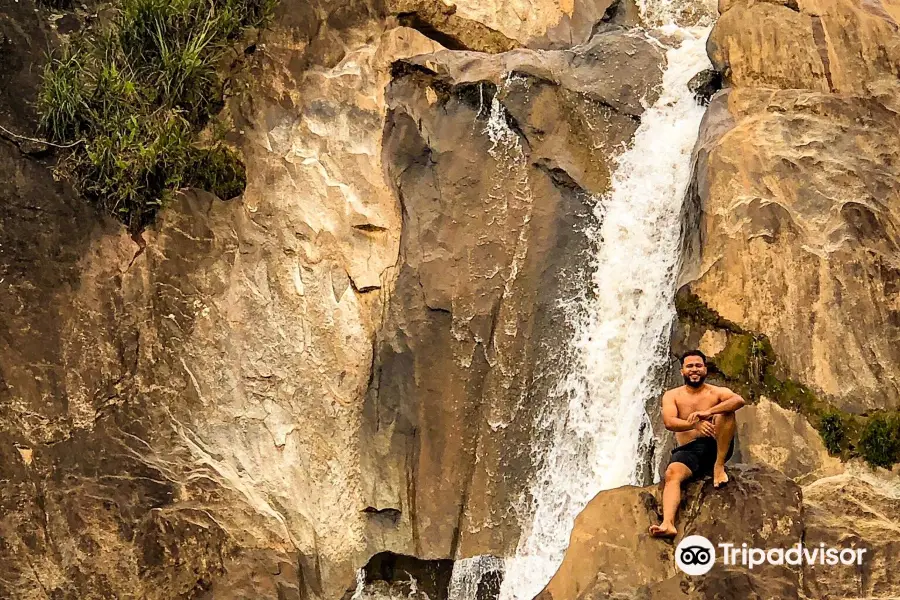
665,463,691,483
714,413,737,435
714,412,736,425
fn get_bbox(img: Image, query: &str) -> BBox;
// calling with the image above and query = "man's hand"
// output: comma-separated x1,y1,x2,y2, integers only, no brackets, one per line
695,420,716,437
688,410,712,423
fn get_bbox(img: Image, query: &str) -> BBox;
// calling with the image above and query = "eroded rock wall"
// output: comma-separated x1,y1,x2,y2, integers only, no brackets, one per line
362,34,663,560
0,1,663,598
678,0,900,415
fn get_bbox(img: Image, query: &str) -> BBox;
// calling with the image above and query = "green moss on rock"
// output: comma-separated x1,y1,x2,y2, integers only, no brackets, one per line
713,333,752,379
817,409,847,455
675,287,742,332
763,376,821,416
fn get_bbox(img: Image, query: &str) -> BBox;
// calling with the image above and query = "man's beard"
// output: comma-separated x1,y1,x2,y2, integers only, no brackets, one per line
683,373,706,388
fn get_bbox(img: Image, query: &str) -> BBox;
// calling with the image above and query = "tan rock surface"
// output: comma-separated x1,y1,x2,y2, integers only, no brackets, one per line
682,82,900,414
709,0,900,101
387,0,521,52
388,0,653,50
430,0,616,48
802,468,900,598
537,465,805,600
736,397,844,483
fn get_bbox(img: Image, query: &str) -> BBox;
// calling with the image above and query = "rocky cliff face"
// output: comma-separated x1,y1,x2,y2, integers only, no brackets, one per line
0,1,664,598
2,0,899,597
677,0,900,415
366,34,662,561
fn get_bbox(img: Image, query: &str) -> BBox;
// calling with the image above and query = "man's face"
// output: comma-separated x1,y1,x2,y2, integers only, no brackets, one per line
681,356,707,388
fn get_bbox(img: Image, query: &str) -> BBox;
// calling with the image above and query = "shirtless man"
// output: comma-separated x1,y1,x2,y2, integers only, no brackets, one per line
648,349,745,538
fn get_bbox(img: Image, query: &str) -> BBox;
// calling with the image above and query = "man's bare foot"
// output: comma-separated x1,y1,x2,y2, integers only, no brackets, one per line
649,523,677,538
713,464,729,488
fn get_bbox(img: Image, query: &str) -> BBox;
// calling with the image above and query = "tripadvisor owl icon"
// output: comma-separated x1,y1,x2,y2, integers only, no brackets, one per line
676,535,716,575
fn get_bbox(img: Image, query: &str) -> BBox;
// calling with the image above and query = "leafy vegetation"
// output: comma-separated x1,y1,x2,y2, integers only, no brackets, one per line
38,0,275,231
858,412,900,468
817,409,847,455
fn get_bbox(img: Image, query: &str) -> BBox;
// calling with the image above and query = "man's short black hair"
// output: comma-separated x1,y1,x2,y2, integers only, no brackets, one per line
680,349,707,366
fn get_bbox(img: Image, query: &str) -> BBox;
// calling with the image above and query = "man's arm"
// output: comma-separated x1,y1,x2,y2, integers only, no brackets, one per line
691,387,746,420
662,392,699,432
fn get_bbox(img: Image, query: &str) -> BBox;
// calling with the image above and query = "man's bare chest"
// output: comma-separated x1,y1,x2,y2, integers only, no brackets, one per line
675,391,719,417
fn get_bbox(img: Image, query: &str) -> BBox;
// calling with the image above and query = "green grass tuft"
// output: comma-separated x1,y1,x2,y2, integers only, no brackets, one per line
858,413,900,469
38,0,277,232
817,409,847,456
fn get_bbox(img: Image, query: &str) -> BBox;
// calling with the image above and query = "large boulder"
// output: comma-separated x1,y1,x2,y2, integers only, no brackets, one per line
389,0,622,50
679,0,900,414
709,0,900,103
537,464,900,600
735,398,843,484
802,469,900,598
537,465,805,600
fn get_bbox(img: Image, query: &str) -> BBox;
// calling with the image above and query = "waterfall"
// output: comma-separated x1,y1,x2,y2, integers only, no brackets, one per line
356,8,713,600
494,24,713,600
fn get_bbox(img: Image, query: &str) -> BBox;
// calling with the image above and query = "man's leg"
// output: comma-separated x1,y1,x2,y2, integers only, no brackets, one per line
712,412,736,488
649,462,692,538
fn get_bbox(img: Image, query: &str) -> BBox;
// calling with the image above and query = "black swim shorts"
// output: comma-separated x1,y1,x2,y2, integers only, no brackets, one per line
669,436,734,479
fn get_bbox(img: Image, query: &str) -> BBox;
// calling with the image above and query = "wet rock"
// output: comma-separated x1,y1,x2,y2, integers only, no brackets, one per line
597,0,643,29
353,552,454,600
687,68,721,105
364,31,664,558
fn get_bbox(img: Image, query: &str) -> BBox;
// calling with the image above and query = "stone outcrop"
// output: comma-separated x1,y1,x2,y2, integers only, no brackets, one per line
735,397,843,484
802,469,900,598
709,0,900,102
678,0,900,418
536,464,900,599
391,0,622,49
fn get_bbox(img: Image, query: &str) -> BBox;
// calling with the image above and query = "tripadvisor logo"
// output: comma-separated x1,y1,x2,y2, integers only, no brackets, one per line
674,535,868,576
676,535,716,575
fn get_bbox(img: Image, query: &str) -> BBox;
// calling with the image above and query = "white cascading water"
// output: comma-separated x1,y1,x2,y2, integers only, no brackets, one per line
494,23,714,600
